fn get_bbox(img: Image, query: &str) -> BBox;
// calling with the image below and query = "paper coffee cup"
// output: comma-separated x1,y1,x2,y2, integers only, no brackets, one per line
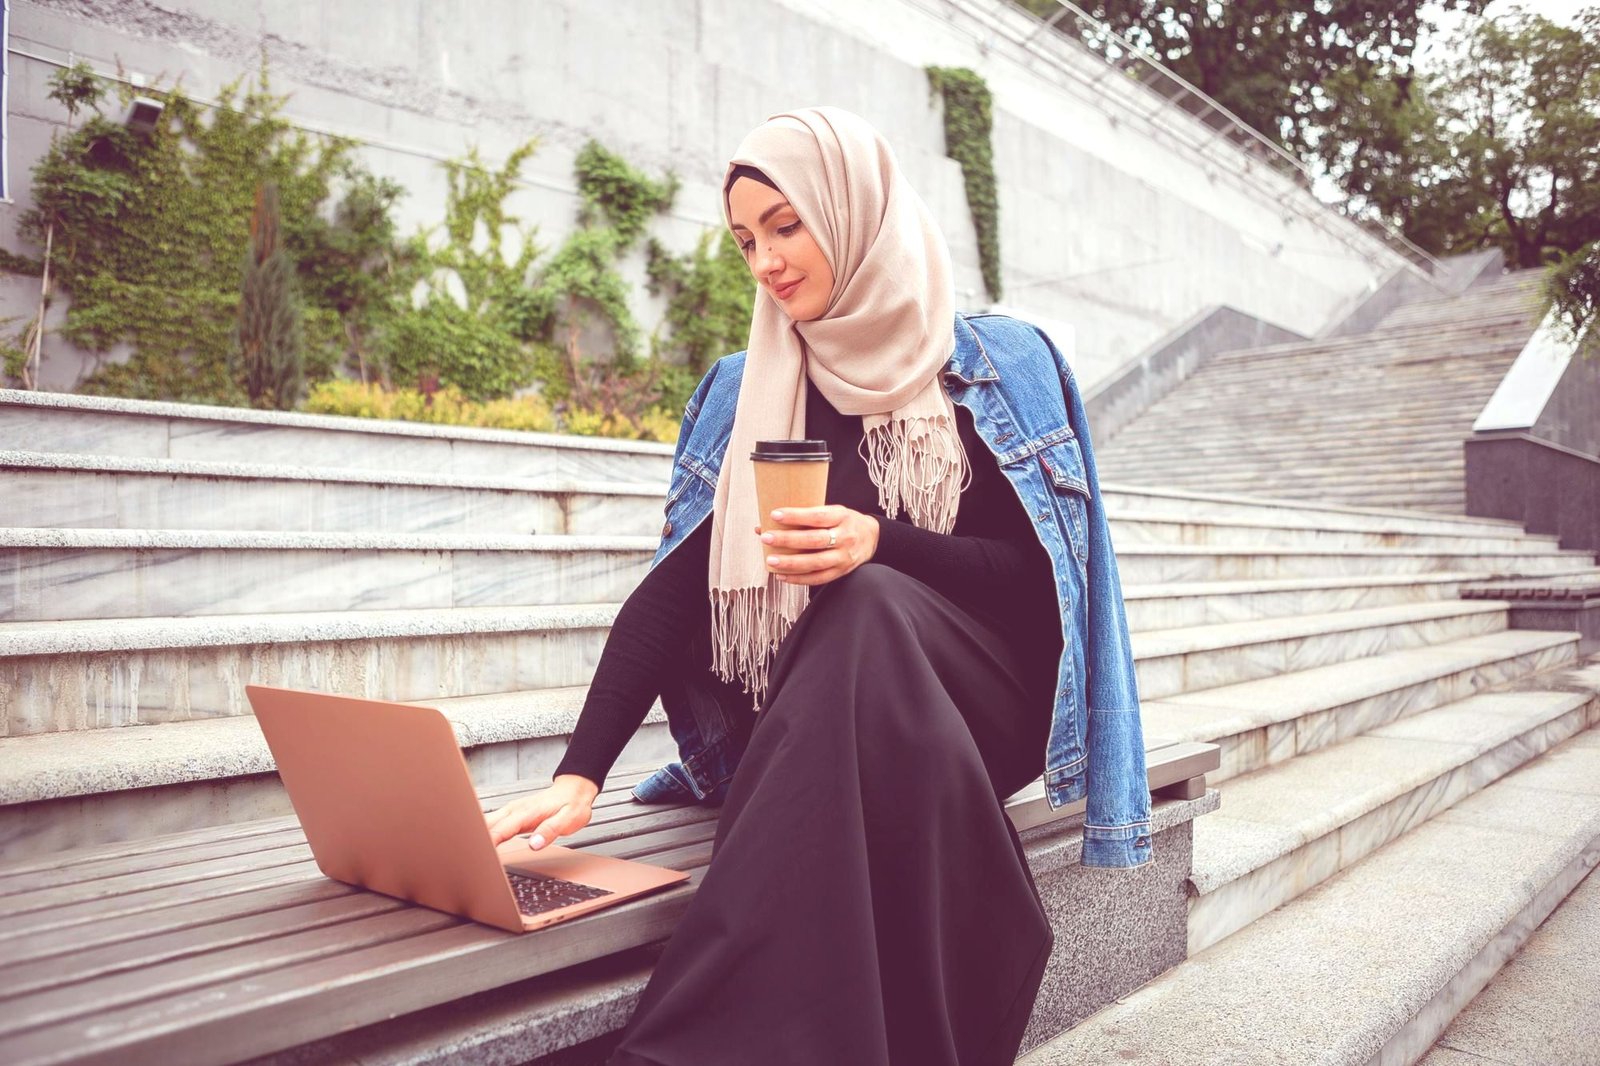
751,440,831,560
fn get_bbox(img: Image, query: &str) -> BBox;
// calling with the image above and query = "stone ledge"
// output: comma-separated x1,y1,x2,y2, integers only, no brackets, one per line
0,388,675,456
0,686,670,804
1099,482,1527,530
0,603,621,657
0,527,658,551
0,448,669,496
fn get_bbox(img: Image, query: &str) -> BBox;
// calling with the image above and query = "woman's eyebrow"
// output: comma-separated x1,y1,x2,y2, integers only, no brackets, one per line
730,201,793,232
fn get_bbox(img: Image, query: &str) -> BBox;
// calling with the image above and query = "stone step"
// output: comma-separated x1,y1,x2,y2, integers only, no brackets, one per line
0,685,680,861
4,529,1590,622
1186,667,1600,952
1102,433,1469,462
0,389,674,484
1016,721,1600,1065
1098,485,1525,536
1419,862,1600,1065
0,450,670,537
0,529,655,621
4,451,1544,555
1108,509,1555,554
1145,384,1502,416
1141,628,1581,780
0,606,621,735
1134,599,1513,700
1101,466,1471,492
1109,408,1487,437
0,597,1518,736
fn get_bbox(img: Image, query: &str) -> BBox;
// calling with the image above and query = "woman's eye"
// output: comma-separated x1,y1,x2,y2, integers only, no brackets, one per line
738,222,802,255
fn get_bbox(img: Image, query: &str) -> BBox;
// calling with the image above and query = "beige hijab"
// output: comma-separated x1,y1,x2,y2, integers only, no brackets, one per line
709,105,971,708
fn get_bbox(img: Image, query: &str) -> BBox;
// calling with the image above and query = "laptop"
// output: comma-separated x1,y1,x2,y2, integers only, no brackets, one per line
245,684,691,934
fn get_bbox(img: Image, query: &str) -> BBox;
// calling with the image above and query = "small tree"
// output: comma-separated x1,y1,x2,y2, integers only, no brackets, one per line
232,182,305,409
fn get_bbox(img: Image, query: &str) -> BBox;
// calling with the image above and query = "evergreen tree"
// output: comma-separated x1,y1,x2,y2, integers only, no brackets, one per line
232,181,305,409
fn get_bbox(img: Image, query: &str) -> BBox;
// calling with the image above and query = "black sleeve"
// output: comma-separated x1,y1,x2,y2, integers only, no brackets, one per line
869,510,1056,625
551,518,713,792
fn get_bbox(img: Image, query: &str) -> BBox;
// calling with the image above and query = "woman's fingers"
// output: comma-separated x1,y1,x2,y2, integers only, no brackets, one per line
770,504,847,528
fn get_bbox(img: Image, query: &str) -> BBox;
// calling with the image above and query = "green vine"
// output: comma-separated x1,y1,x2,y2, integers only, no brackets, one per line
3,61,755,437
926,65,1002,303
644,227,755,386
13,66,371,401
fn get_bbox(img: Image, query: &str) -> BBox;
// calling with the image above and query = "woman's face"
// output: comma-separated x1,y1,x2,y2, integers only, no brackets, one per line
727,177,834,321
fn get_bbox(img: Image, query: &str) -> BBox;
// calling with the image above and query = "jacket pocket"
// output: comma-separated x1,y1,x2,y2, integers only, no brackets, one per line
1038,437,1090,567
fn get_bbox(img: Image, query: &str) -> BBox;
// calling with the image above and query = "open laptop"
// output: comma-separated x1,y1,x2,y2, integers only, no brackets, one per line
245,684,690,934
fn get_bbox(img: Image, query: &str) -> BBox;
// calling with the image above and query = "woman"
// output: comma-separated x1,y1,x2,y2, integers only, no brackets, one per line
487,105,1146,1065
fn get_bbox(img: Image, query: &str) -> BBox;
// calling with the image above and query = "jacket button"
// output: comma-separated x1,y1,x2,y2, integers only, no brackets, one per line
1036,510,1049,522
662,520,673,536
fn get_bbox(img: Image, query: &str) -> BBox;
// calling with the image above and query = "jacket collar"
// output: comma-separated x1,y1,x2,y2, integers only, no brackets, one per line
943,312,1000,386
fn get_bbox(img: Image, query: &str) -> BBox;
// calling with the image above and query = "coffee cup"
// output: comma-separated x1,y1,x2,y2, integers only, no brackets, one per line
751,440,831,563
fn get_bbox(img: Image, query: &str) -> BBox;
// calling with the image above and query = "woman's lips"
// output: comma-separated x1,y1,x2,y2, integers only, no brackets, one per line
774,279,802,300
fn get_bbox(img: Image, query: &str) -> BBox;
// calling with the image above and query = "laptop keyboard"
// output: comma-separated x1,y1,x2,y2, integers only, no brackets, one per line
507,870,613,916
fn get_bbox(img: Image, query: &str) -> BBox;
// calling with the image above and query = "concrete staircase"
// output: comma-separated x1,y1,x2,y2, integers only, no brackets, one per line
3,384,1599,1066
1094,269,1549,515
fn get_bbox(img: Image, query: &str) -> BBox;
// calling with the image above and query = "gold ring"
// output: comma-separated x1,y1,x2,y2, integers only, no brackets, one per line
826,528,838,549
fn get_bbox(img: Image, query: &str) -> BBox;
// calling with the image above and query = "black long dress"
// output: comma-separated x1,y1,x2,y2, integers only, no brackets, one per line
555,382,1065,1066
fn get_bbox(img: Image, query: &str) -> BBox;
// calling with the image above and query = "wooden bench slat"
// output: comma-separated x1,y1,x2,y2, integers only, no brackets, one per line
0,907,459,1040
0,877,353,968
0,844,317,918
0,891,407,999
0,864,325,941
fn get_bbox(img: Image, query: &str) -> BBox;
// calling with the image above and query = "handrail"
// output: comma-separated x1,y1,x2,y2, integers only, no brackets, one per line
975,0,1448,279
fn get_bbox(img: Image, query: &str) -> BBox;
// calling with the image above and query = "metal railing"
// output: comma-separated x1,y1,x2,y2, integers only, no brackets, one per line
930,0,1447,280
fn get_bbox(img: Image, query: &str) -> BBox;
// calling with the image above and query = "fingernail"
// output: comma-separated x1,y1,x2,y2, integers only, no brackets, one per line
772,510,784,520
530,834,545,849
766,556,779,566
761,533,774,543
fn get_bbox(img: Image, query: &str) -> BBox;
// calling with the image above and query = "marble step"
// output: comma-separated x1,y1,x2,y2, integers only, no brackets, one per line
0,389,674,484
0,605,622,736
1098,485,1526,535
1102,433,1470,461
1147,386,1502,417
0,450,670,537
1133,599,1514,701
5,451,1540,556
1186,666,1600,953
1102,470,1472,496
1113,411,1487,440
1015,722,1600,1066
1110,512,1556,554
1141,628,1581,780
0,529,656,621
4,529,1591,622
1419,861,1600,1065
1124,571,1594,631
0,597,1517,736
0,686,681,861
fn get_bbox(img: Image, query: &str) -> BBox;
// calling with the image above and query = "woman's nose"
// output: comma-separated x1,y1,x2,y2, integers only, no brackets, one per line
753,246,783,275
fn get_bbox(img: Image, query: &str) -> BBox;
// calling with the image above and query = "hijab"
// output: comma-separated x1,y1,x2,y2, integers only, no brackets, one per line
709,105,970,708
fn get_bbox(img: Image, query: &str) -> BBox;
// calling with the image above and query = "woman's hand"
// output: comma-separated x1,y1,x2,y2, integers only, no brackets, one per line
751,504,881,587
484,774,601,850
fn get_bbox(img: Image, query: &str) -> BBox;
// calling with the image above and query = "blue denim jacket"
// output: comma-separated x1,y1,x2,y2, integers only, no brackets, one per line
629,312,1153,868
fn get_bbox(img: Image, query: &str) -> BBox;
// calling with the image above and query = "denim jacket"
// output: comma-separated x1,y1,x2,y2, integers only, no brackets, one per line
628,312,1153,868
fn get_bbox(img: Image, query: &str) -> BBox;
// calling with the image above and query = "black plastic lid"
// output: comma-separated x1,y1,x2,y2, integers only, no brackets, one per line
750,438,831,461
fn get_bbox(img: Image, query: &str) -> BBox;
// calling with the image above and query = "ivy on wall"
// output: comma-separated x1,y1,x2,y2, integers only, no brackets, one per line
926,65,1003,303
18,69,356,402
1,62,761,436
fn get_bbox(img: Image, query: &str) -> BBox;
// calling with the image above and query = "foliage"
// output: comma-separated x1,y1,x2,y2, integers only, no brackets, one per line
13,68,368,402
644,227,754,380
379,142,543,398
304,378,679,441
47,60,106,121
231,182,305,409
1011,1,1485,162
925,66,1002,302
1547,242,1599,360
573,139,680,248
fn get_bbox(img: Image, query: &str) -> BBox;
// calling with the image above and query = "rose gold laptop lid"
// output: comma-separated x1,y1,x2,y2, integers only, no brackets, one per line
245,684,689,934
